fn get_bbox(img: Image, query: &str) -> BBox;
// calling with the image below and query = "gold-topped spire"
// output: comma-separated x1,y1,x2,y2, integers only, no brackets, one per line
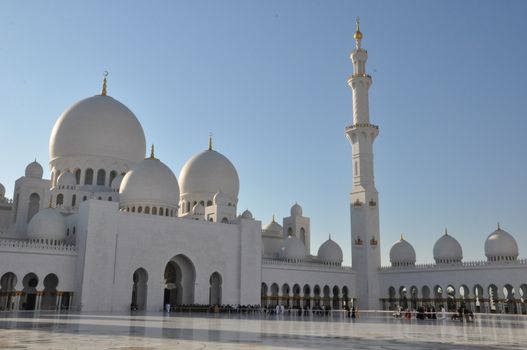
497,222,501,230
147,144,157,160
445,227,448,236
329,233,332,240
400,233,404,240
354,17,363,41
101,71,108,96
272,214,275,223
208,133,213,150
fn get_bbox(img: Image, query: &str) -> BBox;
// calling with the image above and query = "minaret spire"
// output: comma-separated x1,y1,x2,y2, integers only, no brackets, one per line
101,71,108,96
354,17,363,49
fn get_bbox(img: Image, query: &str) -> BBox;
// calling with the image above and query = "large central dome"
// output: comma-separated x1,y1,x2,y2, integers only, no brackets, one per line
49,95,146,163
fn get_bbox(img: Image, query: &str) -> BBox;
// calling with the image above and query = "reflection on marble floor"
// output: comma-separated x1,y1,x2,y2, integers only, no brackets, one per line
0,312,526,349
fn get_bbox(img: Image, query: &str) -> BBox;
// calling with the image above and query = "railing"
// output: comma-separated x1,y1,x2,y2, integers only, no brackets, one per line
262,258,352,271
379,258,527,271
0,238,76,253
345,123,379,130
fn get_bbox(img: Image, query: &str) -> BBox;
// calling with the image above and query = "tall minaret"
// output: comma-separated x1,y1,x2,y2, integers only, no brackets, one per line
345,18,381,310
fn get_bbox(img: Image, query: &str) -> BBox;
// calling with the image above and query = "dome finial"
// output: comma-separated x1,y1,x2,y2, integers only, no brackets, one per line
148,144,156,160
208,132,213,150
329,233,332,240
272,214,275,223
354,16,363,46
101,71,108,96
497,222,501,230
445,227,448,236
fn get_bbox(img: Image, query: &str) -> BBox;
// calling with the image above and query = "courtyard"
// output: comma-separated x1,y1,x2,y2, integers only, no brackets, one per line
0,311,525,349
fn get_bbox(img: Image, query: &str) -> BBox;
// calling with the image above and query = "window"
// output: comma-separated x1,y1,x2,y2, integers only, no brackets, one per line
85,169,94,185
109,170,117,186
97,169,106,186
75,169,81,184
56,194,64,206
71,194,76,207
152,207,157,215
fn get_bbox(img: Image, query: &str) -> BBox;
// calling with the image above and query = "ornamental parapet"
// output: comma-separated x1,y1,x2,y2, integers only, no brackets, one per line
349,73,372,79
0,238,76,254
345,123,379,131
262,258,352,271
379,258,527,271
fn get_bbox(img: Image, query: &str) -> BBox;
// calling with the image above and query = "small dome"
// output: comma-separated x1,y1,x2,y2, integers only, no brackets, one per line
192,202,205,215
433,231,463,264
119,156,180,210
241,209,253,219
56,171,76,189
317,237,343,264
27,208,67,241
389,236,416,266
49,95,146,164
485,226,518,261
281,236,306,261
179,149,239,202
290,203,302,217
25,160,43,179
213,191,231,206
263,217,283,234
0,182,5,198
110,174,124,192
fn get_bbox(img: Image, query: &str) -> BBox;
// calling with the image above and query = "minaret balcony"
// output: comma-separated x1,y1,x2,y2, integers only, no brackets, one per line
345,123,379,132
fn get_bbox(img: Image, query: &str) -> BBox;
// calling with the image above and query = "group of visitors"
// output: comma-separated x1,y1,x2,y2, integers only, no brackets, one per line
392,304,475,322
159,303,262,313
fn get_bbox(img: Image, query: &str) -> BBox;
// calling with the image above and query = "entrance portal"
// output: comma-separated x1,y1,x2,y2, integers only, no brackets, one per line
131,268,148,310
163,255,196,307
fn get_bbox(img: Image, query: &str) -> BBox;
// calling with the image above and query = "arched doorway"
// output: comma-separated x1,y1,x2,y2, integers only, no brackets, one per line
410,286,418,310
261,283,268,307
209,272,222,305
22,273,39,310
446,285,456,311
322,285,330,307
342,286,350,308
41,274,59,310
282,284,290,307
293,284,301,308
0,272,17,310
303,284,311,308
313,285,321,308
270,283,279,307
388,286,396,310
503,284,516,314
163,255,196,307
332,286,340,309
132,268,148,310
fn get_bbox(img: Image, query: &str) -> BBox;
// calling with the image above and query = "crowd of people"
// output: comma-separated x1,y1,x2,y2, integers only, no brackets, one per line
392,304,475,322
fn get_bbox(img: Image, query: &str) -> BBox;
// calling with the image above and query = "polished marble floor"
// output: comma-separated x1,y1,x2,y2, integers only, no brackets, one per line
0,311,526,349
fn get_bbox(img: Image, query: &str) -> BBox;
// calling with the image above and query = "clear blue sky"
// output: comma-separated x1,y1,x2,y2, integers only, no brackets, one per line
1,1,526,266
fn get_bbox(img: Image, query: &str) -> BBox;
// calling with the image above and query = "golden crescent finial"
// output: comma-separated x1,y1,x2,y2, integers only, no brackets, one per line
101,71,108,96
400,233,404,240
354,16,363,41
497,222,501,230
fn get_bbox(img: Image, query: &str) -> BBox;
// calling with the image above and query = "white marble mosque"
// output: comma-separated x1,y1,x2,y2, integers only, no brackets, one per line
0,20,526,315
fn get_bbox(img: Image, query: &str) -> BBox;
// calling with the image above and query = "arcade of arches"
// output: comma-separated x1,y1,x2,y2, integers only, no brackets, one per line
261,283,352,309
383,284,527,314
0,272,72,311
